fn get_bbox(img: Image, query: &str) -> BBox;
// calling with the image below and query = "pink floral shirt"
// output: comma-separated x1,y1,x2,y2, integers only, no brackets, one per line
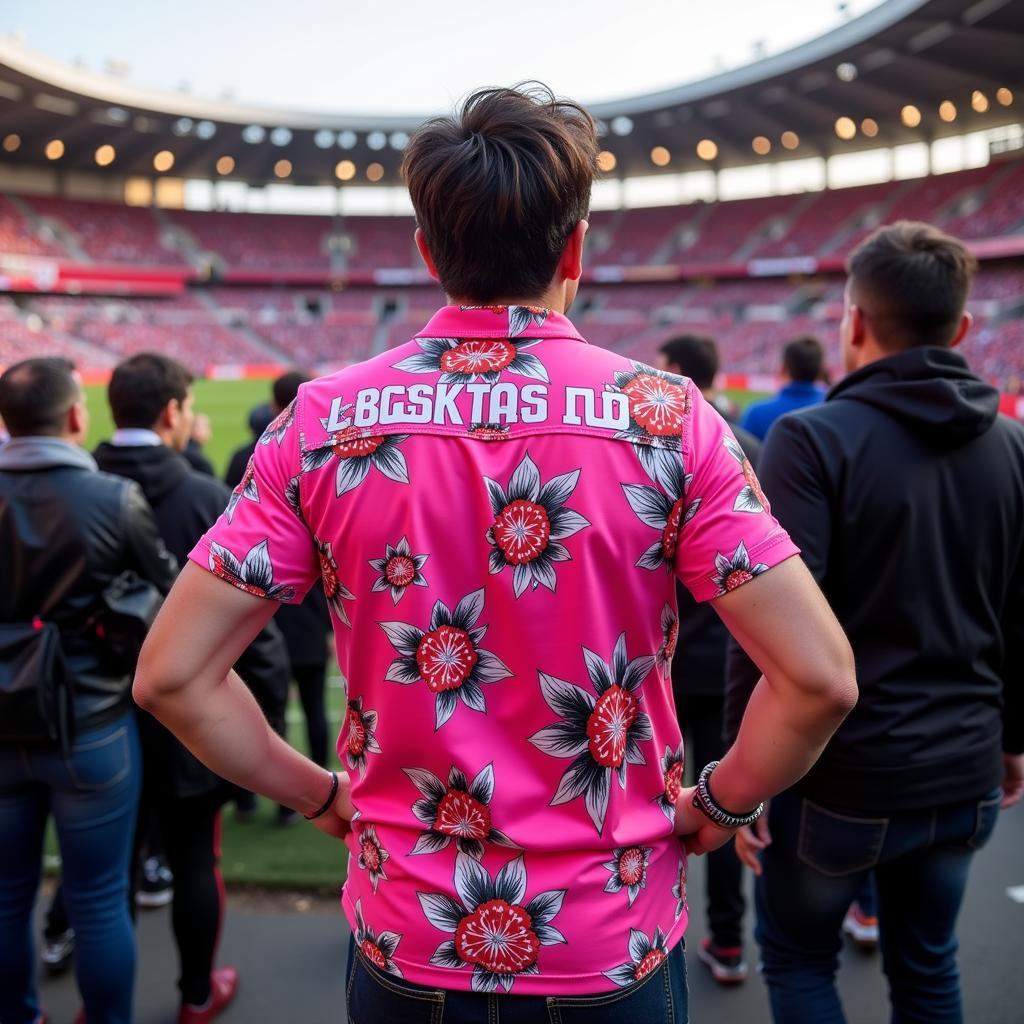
190,304,798,995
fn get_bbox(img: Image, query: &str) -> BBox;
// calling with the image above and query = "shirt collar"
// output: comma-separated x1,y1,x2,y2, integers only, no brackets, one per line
416,304,587,343
110,428,164,447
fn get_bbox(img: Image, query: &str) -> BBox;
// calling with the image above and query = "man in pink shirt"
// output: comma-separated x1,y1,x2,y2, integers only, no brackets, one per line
135,85,856,1023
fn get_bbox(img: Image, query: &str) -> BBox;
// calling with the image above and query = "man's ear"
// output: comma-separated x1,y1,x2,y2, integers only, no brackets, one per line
849,305,867,350
559,220,589,283
414,227,441,282
949,310,972,349
67,401,86,436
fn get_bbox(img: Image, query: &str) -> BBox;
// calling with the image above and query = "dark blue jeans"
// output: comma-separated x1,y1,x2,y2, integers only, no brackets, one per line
755,787,1002,1024
0,713,141,1024
345,938,688,1023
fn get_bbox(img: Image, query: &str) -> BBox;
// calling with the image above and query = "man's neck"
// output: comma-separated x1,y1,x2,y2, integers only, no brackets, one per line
448,288,567,314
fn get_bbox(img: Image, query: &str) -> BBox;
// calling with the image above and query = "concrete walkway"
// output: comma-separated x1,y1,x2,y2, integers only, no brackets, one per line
36,803,1024,1023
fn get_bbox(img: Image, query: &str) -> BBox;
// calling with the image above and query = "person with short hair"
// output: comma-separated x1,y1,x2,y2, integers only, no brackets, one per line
740,335,826,440
94,352,293,1023
0,357,177,1024
731,221,1024,1023
134,85,856,1023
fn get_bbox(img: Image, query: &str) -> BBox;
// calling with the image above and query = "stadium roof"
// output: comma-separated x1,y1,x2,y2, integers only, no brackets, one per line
0,0,1021,187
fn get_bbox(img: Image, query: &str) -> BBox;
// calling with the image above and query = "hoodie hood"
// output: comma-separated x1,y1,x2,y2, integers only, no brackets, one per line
0,437,97,472
828,347,999,446
93,441,192,505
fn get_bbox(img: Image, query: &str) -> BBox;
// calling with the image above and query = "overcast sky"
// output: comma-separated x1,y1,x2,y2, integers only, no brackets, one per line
3,0,883,114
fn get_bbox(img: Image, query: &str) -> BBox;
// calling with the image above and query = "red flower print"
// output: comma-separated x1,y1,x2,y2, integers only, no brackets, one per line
605,927,671,987
406,763,516,859
369,536,429,605
467,423,511,441
381,590,512,729
672,857,687,918
586,686,640,767
394,333,548,384
225,457,260,523
314,540,354,626
353,899,403,977
602,845,653,907
301,422,409,497
623,455,701,572
418,853,565,993
655,604,678,677
332,427,385,460
344,697,381,777
724,436,767,514
656,745,685,823
711,541,770,596
455,900,539,974
207,540,296,602
530,634,655,834
440,339,516,375
485,454,589,598
259,401,296,447
356,823,389,893
621,373,689,437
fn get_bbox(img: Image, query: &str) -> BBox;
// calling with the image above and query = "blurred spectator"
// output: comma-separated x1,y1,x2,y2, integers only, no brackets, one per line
183,412,216,477
730,223,1024,1022
224,403,273,490
740,336,826,440
0,357,176,1024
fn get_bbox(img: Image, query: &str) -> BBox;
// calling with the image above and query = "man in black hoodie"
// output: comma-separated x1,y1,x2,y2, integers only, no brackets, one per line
94,353,292,1024
729,222,1024,1024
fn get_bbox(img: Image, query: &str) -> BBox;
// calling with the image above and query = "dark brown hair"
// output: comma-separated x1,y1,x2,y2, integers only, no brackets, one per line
782,336,824,383
402,84,599,302
659,334,719,390
108,352,193,430
0,357,78,436
847,221,977,350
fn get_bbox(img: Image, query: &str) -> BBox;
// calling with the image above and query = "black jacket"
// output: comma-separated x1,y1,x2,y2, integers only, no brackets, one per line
94,441,292,798
726,347,1024,812
672,419,761,701
0,438,178,735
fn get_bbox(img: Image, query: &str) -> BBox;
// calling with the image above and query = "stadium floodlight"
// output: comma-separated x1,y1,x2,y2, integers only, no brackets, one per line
45,139,64,160
153,150,175,172
781,130,800,150
338,130,358,149
861,118,879,137
172,117,193,136
335,159,356,181
270,127,293,146
597,150,617,172
939,101,957,123
696,139,718,161
611,116,634,137
274,159,292,178
2,133,21,153
752,136,771,155
835,62,858,82
366,162,384,182
901,104,922,127
651,146,671,167
95,144,116,167
834,117,856,140
389,132,409,150
216,155,235,175
367,131,387,151
196,120,217,140
971,91,989,113
996,88,1013,106
242,125,266,144
314,129,335,149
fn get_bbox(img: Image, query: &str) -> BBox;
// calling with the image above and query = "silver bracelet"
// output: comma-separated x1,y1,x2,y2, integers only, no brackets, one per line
691,761,764,829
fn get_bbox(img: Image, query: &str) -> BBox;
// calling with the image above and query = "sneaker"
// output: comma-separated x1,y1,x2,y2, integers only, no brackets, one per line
177,967,239,1024
136,856,174,908
697,936,748,985
40,928,75,974
842,903,879,951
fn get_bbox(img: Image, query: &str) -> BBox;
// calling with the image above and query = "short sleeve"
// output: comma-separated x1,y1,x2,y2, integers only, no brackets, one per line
188,398,319,604
675,386,799,602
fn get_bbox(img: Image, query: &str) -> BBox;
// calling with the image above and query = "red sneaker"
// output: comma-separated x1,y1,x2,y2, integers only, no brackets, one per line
177,967,239,1024
697,936,748,985
842,902,880,951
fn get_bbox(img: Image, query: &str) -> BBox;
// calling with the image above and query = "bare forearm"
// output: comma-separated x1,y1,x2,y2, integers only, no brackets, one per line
137,670,335,816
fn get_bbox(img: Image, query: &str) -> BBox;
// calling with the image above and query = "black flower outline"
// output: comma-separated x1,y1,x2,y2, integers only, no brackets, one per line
343,697,381,777
225,456,259,523
355,823,389,893
602,845,653,907
208,539,296,601
354,898,403,977
711,541,769,596
724,436,767,514
622,454,700,571
394,335,548,385
301,428,410,497
656,744,685,824
315,539,355,626
368,536,429,605
604,927,671,988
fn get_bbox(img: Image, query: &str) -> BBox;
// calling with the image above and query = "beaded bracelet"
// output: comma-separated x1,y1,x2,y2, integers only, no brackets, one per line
691,760,764,829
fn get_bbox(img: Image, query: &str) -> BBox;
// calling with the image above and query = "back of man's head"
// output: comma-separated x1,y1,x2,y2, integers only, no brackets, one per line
0,357,78,437
402,83,598,303
848,221,977,350
108,353,193,430
783,336,825,383
272,370,311,413
659,334,719,390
